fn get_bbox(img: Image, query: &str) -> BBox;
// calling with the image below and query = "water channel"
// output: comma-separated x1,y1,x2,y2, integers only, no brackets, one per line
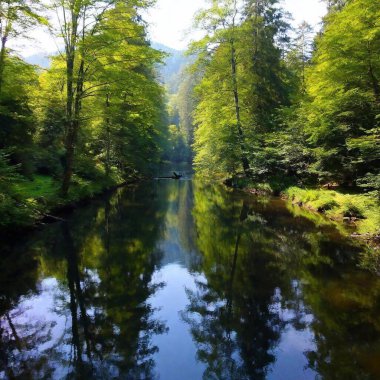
1,179,380,379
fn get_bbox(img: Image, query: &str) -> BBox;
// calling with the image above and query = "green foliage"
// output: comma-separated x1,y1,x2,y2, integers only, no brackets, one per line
0,56,38,176
1,0,380,234
357,173,380,196
303,0,380,185
0,1,168,227
191,0,291,178
0,151,38,227
188,0,379,226
13,175,58,200
78,2,168,177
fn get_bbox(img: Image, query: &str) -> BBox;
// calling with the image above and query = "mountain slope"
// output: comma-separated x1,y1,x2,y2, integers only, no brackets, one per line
152,42,191,94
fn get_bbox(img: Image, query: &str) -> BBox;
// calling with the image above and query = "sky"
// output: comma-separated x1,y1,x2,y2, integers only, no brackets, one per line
146,0,327,50
20,0,327,57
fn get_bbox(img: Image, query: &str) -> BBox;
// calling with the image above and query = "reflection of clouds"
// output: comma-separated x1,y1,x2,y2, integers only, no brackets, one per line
0,303,57,378
2,179,378,379
149,264,205,379
182,274,317,380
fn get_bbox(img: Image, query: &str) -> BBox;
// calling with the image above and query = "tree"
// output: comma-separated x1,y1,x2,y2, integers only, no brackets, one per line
0,0,47,93
191,0,289,179
0,56,38,175
53,0,100,194
177,69,198,159
85,1,166,175
287,22,314,95
50,0,165,194
242,0,290,129
304,0,380,185
191,0,251,176
323,0,348,12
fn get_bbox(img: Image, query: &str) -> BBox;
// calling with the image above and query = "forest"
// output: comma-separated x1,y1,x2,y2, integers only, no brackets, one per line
1,1,380,377
0,0,379,237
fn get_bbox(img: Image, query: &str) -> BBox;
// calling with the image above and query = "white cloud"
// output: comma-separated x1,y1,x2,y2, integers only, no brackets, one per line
282,0,327,29
145,0,206,50
145,0,327,50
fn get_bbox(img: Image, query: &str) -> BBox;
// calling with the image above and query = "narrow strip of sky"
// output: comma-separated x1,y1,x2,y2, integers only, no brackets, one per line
19,0,327,56
146,0,327,51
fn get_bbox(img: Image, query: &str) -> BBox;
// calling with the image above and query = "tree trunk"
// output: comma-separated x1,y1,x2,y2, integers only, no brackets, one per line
62,57,85,196
0,7,12,95
61,9,81,196
0,36,7,95
368,62,380,105
105,92,111,177
230,40,251,176
61,48,75,196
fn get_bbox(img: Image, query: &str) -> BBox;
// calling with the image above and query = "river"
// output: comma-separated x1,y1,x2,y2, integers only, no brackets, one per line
1,179,380,379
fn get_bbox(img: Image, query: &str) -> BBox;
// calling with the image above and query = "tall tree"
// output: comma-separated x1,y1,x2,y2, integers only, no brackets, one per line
53,0,99,194
288,21,314,94
52,0,160,194
86,1,166,175
304,0,380,185
191,0,289,179
243,0,289,129
191,0,251,176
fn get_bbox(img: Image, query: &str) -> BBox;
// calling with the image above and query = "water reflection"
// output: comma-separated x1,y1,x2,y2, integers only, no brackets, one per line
0,240,55,378
185,182,380,380
0,180,380,379
1,184,169,379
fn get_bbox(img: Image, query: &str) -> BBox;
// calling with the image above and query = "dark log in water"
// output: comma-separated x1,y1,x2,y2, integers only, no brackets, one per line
157,172,183,180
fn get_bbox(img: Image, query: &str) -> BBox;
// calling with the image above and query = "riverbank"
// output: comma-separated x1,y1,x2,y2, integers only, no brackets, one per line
224,177,380,245
0,173,134,231
283,187,380,243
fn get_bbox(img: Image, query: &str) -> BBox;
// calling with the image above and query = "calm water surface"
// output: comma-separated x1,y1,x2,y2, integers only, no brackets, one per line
1,179,380,379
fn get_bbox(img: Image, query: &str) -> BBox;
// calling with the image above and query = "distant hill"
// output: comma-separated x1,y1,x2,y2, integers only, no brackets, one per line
24,43,191,93
152,42,191,94
24,53,50,69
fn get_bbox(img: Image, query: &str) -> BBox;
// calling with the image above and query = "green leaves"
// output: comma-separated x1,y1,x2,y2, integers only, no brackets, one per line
191,0,290,178
303,0,380,185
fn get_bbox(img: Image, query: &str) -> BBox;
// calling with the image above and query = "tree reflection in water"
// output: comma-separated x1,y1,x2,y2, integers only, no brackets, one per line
0,240,56,378
182,185,288,379
1,181,380,379
0,184,168,379
183,181,380,380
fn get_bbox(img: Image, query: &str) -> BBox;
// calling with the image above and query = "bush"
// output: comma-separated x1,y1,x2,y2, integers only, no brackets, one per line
34,147,64,178
73,155,105,181
342,203,365,219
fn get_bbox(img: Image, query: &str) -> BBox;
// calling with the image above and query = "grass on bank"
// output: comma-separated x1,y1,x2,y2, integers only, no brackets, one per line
1,172,122,229
13,174,59,199
225,175,380,239
283,187,380,237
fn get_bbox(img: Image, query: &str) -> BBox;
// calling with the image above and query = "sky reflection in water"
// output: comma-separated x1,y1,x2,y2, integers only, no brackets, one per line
1,180,380,379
